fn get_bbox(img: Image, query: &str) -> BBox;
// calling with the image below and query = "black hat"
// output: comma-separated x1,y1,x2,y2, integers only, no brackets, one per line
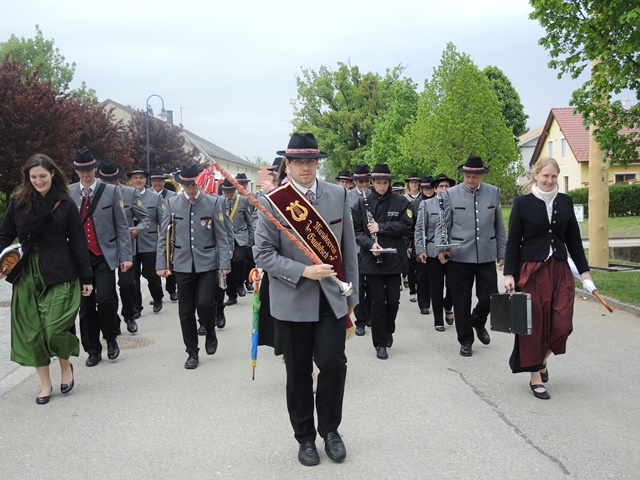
335,171,352,181
220,178,236,190
457,155,489,174
430,173,456,189
277,133,328,159
235,173,250,184
405,172,421,182
69,148,100,171
267,157,283,172
127,165,150,178
369,163,395,180
391,181,405,192
95,159,124,180
420,175,434,187
352,164,371,179
173,161,201,185
149,170,166,179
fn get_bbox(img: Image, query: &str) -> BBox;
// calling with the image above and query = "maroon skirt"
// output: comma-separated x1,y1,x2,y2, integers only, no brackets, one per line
509,256,575,373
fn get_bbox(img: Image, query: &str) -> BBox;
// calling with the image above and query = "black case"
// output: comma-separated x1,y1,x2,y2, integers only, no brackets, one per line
490,292,532,335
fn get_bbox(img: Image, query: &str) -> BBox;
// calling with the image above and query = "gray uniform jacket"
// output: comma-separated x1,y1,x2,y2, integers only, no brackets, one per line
69,181,133,270
136,189,164,254
118,184,150,257
223,193,253,246
347,187,364,210
435,182,506,263
253,181,359,322
414,196,442,258
156,192,231,273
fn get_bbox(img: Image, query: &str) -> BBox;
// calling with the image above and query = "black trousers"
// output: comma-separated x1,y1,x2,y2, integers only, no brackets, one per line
448,261,498,345
226,243,251,299
407,254,418,295
277,293,347,444
165,274,177,295
367,274,401,348
79,253,118,354
175,270,218,354
415,258,431,310
118,264,137,320
426,257,452,326
134,251,163,310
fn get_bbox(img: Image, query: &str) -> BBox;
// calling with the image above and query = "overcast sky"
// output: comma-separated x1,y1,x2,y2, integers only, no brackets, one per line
3,0,592,163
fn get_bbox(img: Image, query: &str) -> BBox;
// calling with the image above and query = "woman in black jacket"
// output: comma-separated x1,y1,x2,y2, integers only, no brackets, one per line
503,157,591,400
0,154,93,404
353,164,412,360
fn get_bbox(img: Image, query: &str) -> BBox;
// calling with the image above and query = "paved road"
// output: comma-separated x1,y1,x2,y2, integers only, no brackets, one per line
0,271,639,479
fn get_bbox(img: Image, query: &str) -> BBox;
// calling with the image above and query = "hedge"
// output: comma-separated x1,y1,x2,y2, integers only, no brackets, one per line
568,183,640,217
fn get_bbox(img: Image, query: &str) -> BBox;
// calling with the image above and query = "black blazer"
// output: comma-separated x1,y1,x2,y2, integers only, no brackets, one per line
0,194,93,286
504,192,589,277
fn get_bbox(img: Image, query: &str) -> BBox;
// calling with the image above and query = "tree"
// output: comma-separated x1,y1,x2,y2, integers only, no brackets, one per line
0,25,96,100
483,65,529,138
400,43,522,193
530,0,640,166
128,110,197,175
292,61,412,172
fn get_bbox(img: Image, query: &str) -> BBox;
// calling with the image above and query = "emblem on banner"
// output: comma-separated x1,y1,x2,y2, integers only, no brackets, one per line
286,201,308,222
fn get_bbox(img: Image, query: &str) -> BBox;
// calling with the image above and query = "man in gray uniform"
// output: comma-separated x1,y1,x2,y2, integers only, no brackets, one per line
69,148,133,366
150,170,178,302
436,155,506,357
95,160,149,334
157,162,231,369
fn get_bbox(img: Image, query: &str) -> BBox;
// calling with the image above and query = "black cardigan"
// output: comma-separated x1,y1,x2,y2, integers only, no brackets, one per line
504,192,589,278
0,193,93,286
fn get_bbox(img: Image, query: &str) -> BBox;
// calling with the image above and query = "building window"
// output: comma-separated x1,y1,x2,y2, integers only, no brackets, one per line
561,138,567,157
614,173,637,184
547,140,554,157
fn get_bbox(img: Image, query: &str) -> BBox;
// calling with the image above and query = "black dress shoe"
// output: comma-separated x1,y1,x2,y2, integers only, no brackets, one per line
324,432,346,462
476,328,491,345
197,324,206,336
133,312,141,320
435,325,445,332
85,353,102,367
61,364,74,395
107,340,120,360
246,283,254,292
205,333,218,355
224,297,237,306
445,311,455,325
238,286,246,297
184,352,199,369
354,326,365,336
153,301,163,313
216,314,226,329
403,280,409,288
530,382,550,400
126,318,138,334
540,364,549,383
387,335,393,348
298,441,320,466
376,346,388,360
460,344,473,357
169,292,178,302
420,307,429,315
150,300,155,305
36,387,52,405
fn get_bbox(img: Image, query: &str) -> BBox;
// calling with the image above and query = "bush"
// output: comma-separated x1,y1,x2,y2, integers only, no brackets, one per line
568,183,640,217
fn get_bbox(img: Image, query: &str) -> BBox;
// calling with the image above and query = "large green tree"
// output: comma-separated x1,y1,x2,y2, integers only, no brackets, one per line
530,0,640,165
400,43,522,193
292,61,412,173
483,65,529,138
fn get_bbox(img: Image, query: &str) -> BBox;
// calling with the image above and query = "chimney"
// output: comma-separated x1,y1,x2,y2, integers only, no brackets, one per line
166,110,174,125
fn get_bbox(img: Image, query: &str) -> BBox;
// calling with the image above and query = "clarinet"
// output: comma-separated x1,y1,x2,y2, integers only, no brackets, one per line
437,193,451,260
360,189,383,264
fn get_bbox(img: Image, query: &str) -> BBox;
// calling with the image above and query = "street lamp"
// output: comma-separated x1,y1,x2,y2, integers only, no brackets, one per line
145,94,168,186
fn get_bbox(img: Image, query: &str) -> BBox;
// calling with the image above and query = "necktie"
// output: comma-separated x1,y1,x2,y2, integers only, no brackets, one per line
189,197,196,205
306,190,315,202
82,187,92,198
81,187,91,209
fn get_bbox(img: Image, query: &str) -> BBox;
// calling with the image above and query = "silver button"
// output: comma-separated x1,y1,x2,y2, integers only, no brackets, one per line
548,229,552,233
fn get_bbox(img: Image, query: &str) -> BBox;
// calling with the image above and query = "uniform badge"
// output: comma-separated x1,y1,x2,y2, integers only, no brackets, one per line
407,209,413,219
161,202,166,210
201,220,207,227
136,199,143,208
217,212,224,222
119,199,124,209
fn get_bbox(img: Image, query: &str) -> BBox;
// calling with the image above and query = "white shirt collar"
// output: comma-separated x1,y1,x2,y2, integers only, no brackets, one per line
291,178,317,197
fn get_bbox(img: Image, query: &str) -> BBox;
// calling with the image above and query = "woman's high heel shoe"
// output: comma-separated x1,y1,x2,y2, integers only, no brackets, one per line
61,364,74,395
540,364,549,383
530,382,550,400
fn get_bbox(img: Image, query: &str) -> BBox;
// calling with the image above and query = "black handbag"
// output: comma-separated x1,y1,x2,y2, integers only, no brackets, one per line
490,292,532,335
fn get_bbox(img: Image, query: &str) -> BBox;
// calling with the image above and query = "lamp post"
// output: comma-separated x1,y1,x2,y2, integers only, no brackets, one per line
145,94,168,186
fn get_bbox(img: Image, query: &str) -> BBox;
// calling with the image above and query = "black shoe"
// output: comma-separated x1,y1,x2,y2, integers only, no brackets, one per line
61,364,74,395
530,382,550,400
445,310,455,325
376,346,388,360
153,301,163,313
420,307,429,315
36,386,52,405
387,335,393,348
403,281,409,288
475,327,491,345
169,292,178,302
540,364,549,383
107,340,120,360
246,283,254,292
224,297,237,306
238,285,246,297
435,325,445,332
205,333,218,355
460,344,473,357
197,324,206,336
355,326,365,336
85,353,102,367
324,432,346,462
216,315,226,329
298,441,320,466
184,352,199,369
126,318,138,334
149,300,155,306
133,312,141,320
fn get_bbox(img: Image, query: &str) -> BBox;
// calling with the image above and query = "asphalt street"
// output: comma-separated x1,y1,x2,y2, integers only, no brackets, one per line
0,269,639,480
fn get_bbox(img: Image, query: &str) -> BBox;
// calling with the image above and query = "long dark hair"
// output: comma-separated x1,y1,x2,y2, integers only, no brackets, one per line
14,154,70,211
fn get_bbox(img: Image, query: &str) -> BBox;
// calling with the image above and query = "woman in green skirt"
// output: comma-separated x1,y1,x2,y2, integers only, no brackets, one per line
0,154,93,404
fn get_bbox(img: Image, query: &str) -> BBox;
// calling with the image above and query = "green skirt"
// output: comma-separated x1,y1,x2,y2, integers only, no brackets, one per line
10,244,81,367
